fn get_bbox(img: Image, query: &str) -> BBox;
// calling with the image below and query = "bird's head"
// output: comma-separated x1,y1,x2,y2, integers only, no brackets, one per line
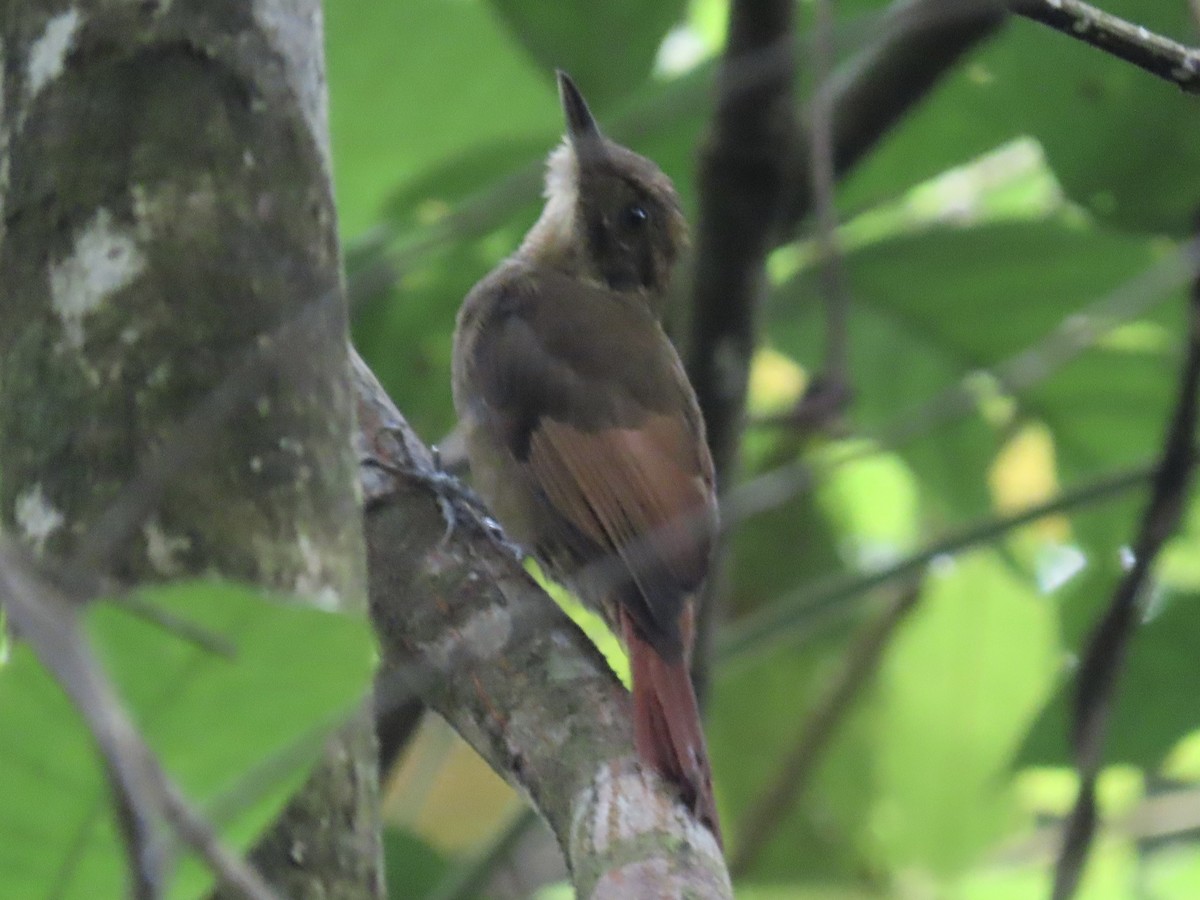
522,71,688,298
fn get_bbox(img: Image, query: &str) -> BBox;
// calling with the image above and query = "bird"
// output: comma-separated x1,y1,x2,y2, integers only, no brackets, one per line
451,71,721,845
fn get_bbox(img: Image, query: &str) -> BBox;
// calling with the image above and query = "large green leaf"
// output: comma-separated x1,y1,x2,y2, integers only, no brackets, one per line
871,550,1058,873
772,222,1183,514
488,0,687,108
0,580,376,899
713,635,880,882
718,444,922,880
840,0,1200,235
325,0,559,238
1017,590,1200,770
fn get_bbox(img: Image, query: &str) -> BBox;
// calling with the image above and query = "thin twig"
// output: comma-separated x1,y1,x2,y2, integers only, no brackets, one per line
720,453,1181,663
797,0,855,430
0,542,279,900
730,580,922,875
1051,225,1200,900
995,784,1200,864
1009,0,1200,93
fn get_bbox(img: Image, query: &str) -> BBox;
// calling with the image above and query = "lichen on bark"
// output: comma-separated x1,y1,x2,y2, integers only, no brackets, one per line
0,1,381,896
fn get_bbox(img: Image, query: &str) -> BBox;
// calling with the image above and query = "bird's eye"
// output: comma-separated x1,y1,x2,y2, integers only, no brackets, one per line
621,203,649,229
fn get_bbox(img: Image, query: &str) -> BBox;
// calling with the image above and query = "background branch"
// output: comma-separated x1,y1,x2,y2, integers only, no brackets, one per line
720,454,1181,663
688,0,797,488
780,0,1008,236
796,0,855,429
1009,0,1200,93
1051,225,1200,900
685,0,798,697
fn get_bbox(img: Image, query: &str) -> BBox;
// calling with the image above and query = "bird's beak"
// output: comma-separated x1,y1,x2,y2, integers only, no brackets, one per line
557,71,602,152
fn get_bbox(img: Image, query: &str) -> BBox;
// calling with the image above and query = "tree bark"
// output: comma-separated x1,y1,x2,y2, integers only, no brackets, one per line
0,2,381,897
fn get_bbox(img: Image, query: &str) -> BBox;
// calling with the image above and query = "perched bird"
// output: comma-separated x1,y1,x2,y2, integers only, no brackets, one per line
452,71,721,844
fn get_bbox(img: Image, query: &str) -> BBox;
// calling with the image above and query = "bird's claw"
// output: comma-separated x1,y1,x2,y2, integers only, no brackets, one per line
362,432,511,552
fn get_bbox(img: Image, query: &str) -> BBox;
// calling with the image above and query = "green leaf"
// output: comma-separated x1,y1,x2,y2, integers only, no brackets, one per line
712,634,879,882
772,221,1182,515
488,0,687,108
383,828,450,899
841,0,1200,235
1027,323,1181,480
871,551,1058,873
325,0,559,238
1017,591,1200,770
0,580,376,899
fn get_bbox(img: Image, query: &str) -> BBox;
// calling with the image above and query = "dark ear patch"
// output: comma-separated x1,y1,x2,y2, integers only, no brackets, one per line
582,177,667,292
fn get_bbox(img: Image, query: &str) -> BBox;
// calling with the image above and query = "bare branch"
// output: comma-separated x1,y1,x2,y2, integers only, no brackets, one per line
781,0,1008,235
1009,0,1200,93
1052,224,1200,900
688,0,798,489
353,350,733,899
685,0,799,700
794,0,856,430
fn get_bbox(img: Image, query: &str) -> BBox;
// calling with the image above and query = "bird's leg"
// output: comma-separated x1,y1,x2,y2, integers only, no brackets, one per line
362,429,515,553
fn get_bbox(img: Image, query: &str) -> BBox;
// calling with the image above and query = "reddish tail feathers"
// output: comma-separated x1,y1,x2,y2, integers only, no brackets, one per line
621,609,723,847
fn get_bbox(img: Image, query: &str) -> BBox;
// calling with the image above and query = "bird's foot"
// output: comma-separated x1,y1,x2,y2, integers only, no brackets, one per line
362,435,512,553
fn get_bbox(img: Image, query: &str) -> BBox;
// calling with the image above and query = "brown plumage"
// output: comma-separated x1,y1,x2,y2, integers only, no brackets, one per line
451,72,721,844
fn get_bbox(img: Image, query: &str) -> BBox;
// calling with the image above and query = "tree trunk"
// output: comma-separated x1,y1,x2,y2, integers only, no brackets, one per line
0,1,382,896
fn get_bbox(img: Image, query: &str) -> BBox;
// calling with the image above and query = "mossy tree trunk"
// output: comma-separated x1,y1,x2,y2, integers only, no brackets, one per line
0,1,382,896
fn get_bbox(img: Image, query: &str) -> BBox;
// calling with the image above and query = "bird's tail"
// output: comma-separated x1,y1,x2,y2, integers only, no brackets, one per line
621,608,723,848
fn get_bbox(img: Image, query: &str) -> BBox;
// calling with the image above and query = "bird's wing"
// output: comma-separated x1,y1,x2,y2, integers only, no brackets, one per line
528,414,713,646
466,268,716,653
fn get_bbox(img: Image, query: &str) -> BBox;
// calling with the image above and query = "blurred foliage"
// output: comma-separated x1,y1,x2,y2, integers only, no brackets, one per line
329,0,1200,895
0,581,376,898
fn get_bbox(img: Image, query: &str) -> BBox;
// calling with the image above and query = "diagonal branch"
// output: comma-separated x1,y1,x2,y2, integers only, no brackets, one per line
1009,0,1200,93
353,350,733,899
1051,226,1200,900
781,0,1009,236
795,0,856,430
